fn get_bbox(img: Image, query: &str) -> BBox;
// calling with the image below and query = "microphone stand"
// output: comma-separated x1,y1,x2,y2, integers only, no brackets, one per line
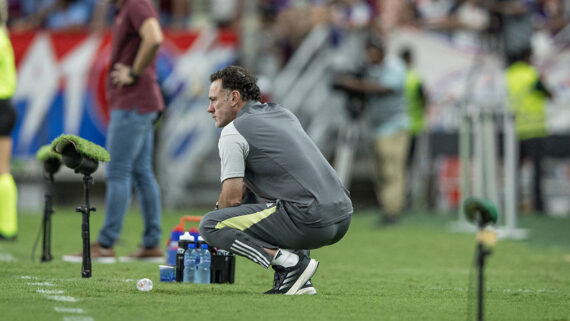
76,175,96,278
41,172,55,262
475,215,492,321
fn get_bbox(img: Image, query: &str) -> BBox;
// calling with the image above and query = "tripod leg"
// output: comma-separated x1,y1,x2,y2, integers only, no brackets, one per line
477,242,484,321
78,175,95,278
41,196,48,261
41,192,53,262
81,210,91,278
476,239,492,321
46,211,52,260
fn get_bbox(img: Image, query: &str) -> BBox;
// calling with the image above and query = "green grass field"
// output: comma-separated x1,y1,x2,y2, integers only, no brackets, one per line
1,208,569,321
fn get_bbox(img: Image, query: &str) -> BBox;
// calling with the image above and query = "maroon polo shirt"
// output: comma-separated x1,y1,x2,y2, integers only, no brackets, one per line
106,0,164,114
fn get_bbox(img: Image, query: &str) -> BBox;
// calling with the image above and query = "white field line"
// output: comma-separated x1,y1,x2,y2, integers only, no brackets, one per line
63,317,94,321
501,288,552,293
426,286,554,294
426,286,468,292
23,275,94,320
45,295,79,302
54,307,85,314
0,253,16,262
37,289,65,294
26,282,55,286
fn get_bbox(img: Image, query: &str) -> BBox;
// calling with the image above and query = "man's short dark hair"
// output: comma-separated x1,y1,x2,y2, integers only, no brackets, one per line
399,47,412,64
210,66,262,102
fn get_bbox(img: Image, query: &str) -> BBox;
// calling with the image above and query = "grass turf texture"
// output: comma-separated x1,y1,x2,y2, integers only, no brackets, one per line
0,209,569,321
52,134,110,162
36,145,62,162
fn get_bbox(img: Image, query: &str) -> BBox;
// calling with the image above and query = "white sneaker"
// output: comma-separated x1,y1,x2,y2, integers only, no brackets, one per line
295,280,317,295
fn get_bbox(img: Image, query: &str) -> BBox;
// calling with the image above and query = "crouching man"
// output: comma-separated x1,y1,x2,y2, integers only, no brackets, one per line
199,66,353,295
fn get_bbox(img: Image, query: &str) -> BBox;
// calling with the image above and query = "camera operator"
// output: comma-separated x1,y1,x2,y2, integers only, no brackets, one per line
334,34,409,226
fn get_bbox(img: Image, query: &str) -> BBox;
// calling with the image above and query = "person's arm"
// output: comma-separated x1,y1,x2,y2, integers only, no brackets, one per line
335,74,394,95
110,17,163,87
418,82,428,109
131,18,163,77
216,124,249,209
535,79,553,99
217,177,245,209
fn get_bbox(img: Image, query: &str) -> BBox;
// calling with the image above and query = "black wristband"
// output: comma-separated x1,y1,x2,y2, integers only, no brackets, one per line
129,69,139,83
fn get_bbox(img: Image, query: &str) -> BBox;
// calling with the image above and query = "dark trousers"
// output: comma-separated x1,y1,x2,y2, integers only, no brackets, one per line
519,138,544,213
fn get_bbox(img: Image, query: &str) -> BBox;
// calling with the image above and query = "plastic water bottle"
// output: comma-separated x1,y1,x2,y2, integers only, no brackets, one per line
197,235,205,248
136,278,153,292
175,232,193,282
183,243,197,283
194,244,211,284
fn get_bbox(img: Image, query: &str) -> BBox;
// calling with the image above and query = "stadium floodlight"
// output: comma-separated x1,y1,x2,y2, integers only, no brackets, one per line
463,197,498,321
35,145,62,262
51,135,110,278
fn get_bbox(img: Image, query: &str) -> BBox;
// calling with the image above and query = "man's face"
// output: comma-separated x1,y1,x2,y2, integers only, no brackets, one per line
208,79,237,128
365,46,385,65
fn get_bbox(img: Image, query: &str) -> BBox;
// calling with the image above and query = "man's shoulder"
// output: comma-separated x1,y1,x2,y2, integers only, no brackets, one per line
236,102,291,127
220,121,242,137
240,102,289,118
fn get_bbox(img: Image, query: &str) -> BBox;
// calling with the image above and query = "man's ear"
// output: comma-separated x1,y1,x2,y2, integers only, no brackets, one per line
232,90,241,104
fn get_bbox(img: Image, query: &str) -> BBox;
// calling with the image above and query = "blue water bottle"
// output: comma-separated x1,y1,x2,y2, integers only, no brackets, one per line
194,244,211,284
175,232,193,282
183,243,197,283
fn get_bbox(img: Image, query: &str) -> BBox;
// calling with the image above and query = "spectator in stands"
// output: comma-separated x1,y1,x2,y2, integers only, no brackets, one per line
334,33,408,226
403,0,457,26
11,0,95,31
506,47,553,213
329,0,373,43
328,0,373,76
268,0,323,67
156,0,190,29
89,0,114,31
419,0,491,49
0,0,18,240
211,0,243,29
486,0,534,65
330,0,373,31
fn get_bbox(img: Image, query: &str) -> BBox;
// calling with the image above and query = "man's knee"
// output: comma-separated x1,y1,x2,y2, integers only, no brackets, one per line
198,210,218,243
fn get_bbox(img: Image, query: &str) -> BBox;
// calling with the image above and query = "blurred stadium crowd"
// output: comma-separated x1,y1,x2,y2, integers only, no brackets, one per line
5,0,569,62
4,0,570,216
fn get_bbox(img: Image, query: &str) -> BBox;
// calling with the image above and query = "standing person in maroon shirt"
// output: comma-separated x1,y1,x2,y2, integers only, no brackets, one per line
64,0,165,263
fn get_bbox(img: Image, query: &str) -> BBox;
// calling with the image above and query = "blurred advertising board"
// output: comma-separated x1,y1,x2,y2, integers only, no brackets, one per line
10,29,238,159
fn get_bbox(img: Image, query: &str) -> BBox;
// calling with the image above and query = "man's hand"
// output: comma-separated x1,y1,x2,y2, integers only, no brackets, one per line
111,63,137,87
